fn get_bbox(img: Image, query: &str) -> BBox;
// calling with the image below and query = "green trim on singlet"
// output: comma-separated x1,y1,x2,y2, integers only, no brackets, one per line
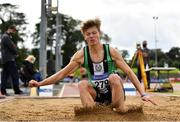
104,44,116,74
83,44,116,87
83,47,95,87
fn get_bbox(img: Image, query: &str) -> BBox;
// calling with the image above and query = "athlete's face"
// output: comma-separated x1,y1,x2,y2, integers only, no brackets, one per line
83,26,101,46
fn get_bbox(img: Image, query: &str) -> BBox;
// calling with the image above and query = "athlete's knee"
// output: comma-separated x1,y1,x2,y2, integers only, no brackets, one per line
109,73,120,82
109,73,123,86
78,80,88,91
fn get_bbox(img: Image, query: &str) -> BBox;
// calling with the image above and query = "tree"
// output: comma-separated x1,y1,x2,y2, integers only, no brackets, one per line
157,49,167,67
148,47,180,68
120,49,129,62
101,33,111,44
32,13,84,66
149,49,167,67
0,3,27,44
166,47,180,67
32,13,111,66
0,3,29,68
167,47,180,60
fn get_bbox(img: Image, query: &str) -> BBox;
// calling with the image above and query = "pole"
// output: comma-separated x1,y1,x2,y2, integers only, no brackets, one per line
55,0,62,72
39,0,47,79
153,16,158,67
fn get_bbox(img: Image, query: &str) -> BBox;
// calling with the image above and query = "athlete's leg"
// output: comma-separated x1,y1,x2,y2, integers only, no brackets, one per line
78,79,96,108
108,74,127,112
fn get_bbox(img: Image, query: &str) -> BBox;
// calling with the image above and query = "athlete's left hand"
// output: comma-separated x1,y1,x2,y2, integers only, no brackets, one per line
141,94,157,105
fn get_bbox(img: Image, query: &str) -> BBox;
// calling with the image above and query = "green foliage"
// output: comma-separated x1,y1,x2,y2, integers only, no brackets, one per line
16,47,30,68
120,49,130,60
0,3,27,34
60,15,84,66
145,47,180,68
167,47,180,59
32,13,111,66
0,3,30,68
31,48,40,68
101,33,111,44
31,13,84,66
31,23,40,46
166,47,180,68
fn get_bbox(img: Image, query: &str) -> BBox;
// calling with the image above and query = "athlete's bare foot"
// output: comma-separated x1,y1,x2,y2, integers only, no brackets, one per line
112,106,128,114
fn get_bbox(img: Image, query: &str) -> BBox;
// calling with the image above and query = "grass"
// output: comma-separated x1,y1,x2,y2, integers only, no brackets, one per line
132,68,179,74
118,68,180,79
172,91,180,95
147,82,180,96
147,89,180,95
119,68,179,74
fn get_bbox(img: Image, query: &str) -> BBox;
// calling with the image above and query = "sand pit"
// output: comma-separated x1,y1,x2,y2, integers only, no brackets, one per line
0,95,180,121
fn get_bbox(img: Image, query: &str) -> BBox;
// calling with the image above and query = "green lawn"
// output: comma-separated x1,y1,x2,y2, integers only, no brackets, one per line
172,91,180,95
118,68,180,79
131,68,179,74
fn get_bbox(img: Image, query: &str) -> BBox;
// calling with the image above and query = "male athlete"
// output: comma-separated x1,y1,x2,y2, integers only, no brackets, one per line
29,18,156,113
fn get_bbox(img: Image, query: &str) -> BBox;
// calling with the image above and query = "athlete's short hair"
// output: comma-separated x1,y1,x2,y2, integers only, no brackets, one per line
80,18,101,34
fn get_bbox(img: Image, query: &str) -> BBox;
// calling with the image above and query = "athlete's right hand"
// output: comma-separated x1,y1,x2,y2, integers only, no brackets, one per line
29,80,40,87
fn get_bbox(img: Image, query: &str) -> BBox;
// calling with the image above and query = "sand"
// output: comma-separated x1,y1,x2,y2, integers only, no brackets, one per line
0,95,180,121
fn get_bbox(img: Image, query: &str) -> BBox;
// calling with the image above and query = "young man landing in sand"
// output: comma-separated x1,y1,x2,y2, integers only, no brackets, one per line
29,18,156,114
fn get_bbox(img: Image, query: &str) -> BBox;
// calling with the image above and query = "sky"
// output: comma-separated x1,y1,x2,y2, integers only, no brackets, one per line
2,0,180,58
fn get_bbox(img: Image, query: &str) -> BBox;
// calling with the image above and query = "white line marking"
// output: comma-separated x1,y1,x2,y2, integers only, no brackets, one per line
58,84,65,98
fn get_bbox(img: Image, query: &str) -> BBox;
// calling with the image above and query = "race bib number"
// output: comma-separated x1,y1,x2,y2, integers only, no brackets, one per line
94,78,108,89
92,73,109,93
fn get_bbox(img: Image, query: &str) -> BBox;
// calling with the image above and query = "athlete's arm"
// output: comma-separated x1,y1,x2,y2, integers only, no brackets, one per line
110,47,145,95
29,49,84,87
110,47,156,105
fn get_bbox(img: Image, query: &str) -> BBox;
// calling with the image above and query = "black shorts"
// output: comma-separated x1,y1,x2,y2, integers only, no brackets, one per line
94,83,126,105
94,85,112,105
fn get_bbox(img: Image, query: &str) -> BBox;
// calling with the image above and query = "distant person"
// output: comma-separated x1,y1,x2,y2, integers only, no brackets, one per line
0,25,23,95
19,55,42,87
135,41,151,89
47,59,55,77
134,43,143,82
29,18,156,114
142,40,151,89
